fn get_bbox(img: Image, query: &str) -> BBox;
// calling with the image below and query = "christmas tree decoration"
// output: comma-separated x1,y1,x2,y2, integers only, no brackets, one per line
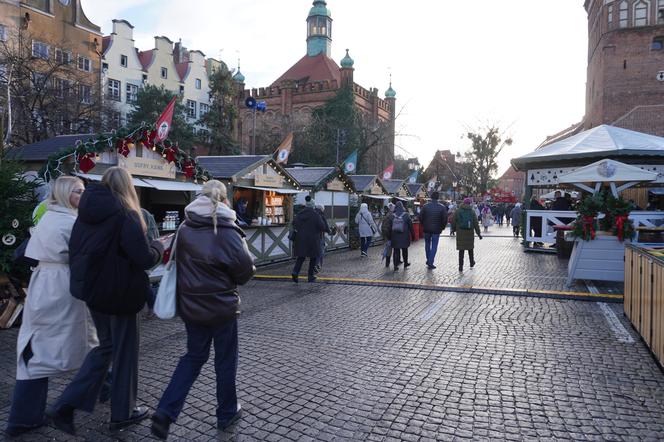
2,234,16,246
11,220,19,229
116,139,130,157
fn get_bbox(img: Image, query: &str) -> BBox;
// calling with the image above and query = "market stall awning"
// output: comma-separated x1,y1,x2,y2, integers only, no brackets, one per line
74,172,154,188
557,159,658,184
512,125,664,170
236,185,304,194
141,179,202,192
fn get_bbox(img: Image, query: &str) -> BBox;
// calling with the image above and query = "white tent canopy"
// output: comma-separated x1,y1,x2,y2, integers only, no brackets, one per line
512,125,664,168
557,159,658,196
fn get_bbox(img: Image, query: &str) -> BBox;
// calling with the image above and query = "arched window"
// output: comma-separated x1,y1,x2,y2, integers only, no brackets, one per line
619,1,629,27
634,1,649,26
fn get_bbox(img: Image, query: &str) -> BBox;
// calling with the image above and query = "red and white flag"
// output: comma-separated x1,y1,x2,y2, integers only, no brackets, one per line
155,97,177,142
382,164,394,180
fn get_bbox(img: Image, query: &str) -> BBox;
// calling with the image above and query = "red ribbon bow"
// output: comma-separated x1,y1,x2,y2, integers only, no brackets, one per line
615,215,628,242
582,215,596,241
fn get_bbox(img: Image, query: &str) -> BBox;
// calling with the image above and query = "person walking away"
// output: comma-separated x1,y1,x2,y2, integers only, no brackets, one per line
481,205,493,233
291,199,326,282
510,203,522,237
420,191,448,269
314,204,333,273
47,167,164,435
381,203,395,268
5,177,97,438
496,204,505,226
448,205,456,236
452,198,482,272
355,203,378,257
529,196,545,246
150,181,255,439
391,201,415,271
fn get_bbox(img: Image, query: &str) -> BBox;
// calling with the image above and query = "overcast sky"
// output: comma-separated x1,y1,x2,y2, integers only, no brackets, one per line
83,0,588,177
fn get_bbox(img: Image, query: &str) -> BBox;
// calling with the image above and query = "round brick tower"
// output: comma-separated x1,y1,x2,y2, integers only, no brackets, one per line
584,0,664,135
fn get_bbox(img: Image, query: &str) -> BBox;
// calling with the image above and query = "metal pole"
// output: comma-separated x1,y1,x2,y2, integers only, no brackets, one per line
336,128,340,164
251,108,256,154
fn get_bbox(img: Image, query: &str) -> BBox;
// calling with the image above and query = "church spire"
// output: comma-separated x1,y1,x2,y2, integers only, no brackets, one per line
306,0,332,57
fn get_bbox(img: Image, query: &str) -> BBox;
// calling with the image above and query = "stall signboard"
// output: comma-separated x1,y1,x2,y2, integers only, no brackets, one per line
118,156,176,179
326,178,346,192
370,183,384,195
255,173,284,188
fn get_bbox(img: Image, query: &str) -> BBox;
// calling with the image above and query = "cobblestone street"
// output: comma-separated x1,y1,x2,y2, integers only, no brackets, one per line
259,225,624,296
2,273,664,440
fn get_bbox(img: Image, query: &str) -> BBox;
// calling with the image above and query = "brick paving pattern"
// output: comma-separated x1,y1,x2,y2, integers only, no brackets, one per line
260,225,624,295
1,280,663,440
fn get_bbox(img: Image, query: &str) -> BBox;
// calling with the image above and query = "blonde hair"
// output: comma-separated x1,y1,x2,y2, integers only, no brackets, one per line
102,167,146,232
200,180,227,234
49,176,83,210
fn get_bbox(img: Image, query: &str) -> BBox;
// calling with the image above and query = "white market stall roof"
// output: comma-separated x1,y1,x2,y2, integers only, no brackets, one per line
75,173,203,191
512,125,664,169
556,159,658,196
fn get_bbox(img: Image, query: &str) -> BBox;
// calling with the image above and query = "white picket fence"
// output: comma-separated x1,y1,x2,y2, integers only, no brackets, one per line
525,210,664,244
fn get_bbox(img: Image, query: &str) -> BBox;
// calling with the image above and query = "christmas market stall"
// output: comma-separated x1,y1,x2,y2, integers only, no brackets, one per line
197,155,304,264
286,166,356,251
348,175,391,243
512,125,664,249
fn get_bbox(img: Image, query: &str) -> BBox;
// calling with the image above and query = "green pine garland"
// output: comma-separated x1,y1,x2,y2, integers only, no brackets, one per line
39,122,211,183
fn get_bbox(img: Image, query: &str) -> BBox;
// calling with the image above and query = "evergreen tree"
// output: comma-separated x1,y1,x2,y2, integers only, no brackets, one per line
128,85,197,151
0,155,39,277
198,65,239,155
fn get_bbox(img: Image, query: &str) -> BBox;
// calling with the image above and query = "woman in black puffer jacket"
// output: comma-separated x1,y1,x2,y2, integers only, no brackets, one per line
151,180,255,440
48,167,164,435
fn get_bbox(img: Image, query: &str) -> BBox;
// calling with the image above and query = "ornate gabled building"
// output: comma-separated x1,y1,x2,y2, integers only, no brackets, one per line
233,0,395,174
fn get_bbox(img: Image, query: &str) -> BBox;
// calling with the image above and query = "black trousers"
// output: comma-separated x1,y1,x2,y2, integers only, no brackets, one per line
6,377,49,432
393,248,408,267
54,311,139,422
292,257,317,279
458,249,475,268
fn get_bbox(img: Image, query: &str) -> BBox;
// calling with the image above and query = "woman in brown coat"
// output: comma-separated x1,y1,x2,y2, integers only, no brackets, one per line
451,198,482,272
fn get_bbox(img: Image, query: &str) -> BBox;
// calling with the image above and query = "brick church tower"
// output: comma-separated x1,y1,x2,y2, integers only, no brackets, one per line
232,0,395,174
584,0,664,135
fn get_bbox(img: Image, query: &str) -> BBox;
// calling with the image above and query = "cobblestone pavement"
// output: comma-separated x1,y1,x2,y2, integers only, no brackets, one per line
1,281,663,441
259,226,624,295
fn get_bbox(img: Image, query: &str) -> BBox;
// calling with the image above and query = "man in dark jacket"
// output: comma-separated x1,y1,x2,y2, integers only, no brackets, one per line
391,201,416,271
551,191,571,211
419,191,448,269
314,204,333,273
291,201,326,283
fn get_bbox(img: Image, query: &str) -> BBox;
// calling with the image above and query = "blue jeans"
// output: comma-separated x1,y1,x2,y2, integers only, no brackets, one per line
360,236,372,254
157,319,238,424
424,233,440,266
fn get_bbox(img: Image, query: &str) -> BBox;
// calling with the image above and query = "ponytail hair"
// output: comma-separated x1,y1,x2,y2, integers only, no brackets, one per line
200,180,227,234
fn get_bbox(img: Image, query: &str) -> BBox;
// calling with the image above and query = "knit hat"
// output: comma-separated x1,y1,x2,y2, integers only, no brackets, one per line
463,197,472,205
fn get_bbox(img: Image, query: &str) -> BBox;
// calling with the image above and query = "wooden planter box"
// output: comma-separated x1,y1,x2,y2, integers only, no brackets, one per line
566,232,629,286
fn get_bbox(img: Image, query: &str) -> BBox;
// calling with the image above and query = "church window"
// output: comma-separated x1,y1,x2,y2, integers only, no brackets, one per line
634,1,649,26
608,5,614,24
652,36,664,50
658,0,664,23
619,1,629,27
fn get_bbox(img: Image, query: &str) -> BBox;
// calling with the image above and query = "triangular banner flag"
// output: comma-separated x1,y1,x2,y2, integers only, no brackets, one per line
342,150,358,174
407,170,419,184
382,164,394,180
275,133,293,164
426,175,438,192
155,96,177,143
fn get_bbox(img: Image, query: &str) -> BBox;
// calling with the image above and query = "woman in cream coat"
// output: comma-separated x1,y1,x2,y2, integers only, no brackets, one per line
5,176,98,437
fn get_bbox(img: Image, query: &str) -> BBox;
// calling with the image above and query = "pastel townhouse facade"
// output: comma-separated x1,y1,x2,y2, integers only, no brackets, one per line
101,22,215,133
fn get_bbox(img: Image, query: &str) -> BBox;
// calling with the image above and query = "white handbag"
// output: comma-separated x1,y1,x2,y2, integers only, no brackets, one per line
154,228,180,320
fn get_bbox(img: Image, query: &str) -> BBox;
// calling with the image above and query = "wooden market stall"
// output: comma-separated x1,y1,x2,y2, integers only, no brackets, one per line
348,175,391,243
286,166,356,251
197,155,304,264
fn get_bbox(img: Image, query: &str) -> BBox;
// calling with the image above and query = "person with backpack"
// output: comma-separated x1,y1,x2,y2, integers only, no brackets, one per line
5,177,98,438
355,203,378,257
381,203,395,268
47,167,164,435
391,201,415,271
150,180,255,439
419,191,448,270
452,197,482,272
510,203,522,237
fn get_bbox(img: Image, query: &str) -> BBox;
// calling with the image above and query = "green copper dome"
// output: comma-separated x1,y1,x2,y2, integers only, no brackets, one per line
233,68,245,83
385,84,396,98
309,0,331,17
340,49,354,68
